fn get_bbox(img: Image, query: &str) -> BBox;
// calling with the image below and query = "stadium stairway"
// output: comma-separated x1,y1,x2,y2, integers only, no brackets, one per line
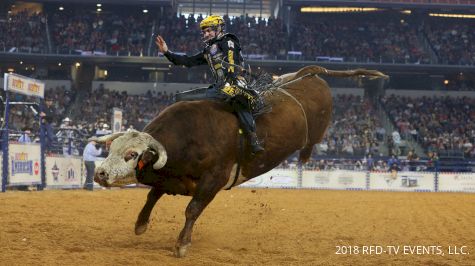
376,101,425,158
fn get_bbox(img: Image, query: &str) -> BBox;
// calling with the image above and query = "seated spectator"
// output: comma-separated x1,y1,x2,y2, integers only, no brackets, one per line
18,128,32,143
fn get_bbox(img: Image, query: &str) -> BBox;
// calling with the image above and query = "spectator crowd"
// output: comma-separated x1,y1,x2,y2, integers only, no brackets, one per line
382,94,475,158
1,6,475,171
1,8,474,65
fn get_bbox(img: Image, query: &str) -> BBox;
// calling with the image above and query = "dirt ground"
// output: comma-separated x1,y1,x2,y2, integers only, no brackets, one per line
0,188,474,266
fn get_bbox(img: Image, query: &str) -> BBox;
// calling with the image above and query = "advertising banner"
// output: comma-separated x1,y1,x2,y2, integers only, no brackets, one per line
301,170,367,190
4,73,45,98
369,171,435,192
438,173,475,192
112,108,123,133
8,143,42,185
239,169,298,188
45,156,83,188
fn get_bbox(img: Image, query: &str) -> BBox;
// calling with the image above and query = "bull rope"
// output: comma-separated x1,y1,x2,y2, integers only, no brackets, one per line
276,87,309,149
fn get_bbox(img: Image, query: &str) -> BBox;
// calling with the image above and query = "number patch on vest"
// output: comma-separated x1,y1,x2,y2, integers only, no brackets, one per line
210,44,218,55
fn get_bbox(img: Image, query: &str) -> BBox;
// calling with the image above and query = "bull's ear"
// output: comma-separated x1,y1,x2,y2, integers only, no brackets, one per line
88,131,131,143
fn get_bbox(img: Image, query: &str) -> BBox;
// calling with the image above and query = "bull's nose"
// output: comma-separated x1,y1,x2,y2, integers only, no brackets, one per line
94,169,109,183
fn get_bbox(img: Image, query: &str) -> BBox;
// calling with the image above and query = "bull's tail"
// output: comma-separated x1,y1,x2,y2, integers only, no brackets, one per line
294,65,389,80
273,65,388,89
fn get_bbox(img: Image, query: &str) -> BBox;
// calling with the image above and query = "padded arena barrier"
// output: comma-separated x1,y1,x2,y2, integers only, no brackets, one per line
45,154,83,189
438,172,475,193
368,171,435,192
301,170,367,190
3,152,474,193
239,168,299,189
8,143,42,186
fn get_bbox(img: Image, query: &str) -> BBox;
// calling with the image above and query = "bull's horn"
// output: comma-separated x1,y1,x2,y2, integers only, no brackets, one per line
148,138,168,170
88,131,134,143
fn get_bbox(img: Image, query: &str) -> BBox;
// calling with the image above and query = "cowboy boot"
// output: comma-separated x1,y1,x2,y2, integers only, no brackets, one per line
249,132,264,154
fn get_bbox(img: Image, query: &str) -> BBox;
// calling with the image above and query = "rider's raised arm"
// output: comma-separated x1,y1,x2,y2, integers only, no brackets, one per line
164,51,207,68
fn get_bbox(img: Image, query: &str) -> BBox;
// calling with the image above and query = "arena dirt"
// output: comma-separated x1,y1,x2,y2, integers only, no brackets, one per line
0,188,474,265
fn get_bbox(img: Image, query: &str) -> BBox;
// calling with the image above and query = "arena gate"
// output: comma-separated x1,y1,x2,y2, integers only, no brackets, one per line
1,73,84,192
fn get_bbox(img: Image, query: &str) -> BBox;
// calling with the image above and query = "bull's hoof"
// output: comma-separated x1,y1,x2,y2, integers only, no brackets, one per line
174,243,191,258
134,222,148,235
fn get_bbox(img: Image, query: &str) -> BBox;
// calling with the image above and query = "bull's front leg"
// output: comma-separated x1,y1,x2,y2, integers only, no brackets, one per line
174,172,228,258
135,187,164,235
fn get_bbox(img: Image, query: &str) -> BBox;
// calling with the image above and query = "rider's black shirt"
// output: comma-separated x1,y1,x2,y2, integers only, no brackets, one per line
163,33,244,89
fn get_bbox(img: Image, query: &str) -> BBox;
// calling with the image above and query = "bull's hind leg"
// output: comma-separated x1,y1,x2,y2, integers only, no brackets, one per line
135,187,164,235
174,170,228,258
299,145,314,164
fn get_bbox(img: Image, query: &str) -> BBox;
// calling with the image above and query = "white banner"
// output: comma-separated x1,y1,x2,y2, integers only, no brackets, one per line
8,143,42,185
438,173,475,192
369,171,435,192
239,169,298,188
45,156,83,188
112,108,123,133
4,73,45,98
302,170,367,190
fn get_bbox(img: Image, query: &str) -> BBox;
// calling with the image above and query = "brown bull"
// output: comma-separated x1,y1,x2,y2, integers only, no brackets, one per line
91,65,387,257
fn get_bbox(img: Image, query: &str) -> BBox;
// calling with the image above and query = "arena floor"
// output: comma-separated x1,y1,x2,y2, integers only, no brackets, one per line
0,188,474,265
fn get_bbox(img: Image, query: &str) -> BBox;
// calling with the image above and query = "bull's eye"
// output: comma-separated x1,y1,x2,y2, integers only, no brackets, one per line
125,151,139,162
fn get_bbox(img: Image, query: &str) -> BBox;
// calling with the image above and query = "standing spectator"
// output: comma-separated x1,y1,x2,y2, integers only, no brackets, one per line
40,97,57,152
391,130,402,156
83,139,102,191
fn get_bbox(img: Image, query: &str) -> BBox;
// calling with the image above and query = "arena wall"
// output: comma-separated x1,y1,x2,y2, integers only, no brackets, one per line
240,169,475,193
385,89,475,98
91,81,204,95
3,155,475,192
91,81,365,96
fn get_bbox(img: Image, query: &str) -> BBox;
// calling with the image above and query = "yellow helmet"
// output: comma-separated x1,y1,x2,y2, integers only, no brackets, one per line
200,15,225,30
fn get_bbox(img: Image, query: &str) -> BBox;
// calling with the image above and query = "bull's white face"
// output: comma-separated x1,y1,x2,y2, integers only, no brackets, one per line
93,131,167,187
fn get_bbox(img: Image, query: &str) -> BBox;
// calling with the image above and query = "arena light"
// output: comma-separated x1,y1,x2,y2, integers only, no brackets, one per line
400,10,411,14
59,6,64,11
20,61,23,64
58,62,62,66
429,13,475,19
97,4,102,7
7,68,14,72
300,7,381,13
97,8,102,12
143,9,148,13
75,62,81,67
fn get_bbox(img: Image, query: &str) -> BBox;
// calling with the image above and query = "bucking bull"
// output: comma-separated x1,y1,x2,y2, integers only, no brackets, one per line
90,65,387,257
